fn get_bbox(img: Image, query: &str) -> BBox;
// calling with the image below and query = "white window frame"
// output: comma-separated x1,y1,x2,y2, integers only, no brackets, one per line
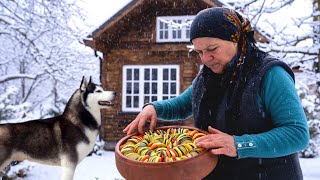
156,15,195,42
122,65,180,112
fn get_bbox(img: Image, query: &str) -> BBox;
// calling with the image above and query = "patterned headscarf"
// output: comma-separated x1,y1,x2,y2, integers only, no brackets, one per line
190,7,254,64
190,7,254,72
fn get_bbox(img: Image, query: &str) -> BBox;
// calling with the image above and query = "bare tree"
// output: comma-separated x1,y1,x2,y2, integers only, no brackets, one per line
226,0,319,72
313,0,320,72
0,0,97,120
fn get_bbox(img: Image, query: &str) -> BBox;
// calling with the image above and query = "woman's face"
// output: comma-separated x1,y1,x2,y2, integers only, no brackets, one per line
192,37,238,74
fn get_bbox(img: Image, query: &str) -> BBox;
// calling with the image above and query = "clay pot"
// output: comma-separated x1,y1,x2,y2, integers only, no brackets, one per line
115,126,218,180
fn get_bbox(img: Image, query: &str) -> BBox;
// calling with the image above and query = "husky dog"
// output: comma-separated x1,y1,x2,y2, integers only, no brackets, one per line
0,77,116,180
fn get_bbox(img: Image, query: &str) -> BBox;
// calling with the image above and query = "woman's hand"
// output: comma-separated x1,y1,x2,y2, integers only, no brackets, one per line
195,126,238,157
123,105,158,135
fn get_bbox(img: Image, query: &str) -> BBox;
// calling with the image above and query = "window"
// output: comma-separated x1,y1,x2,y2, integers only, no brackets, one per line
122,65,180,112
156,15,195,42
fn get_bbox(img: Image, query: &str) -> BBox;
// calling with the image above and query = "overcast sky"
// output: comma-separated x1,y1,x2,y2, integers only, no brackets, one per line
81,0,131,32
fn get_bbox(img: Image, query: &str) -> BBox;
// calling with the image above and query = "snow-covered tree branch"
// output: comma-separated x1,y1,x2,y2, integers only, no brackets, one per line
0,0,98,120
225,0,319,72
0,74,36,83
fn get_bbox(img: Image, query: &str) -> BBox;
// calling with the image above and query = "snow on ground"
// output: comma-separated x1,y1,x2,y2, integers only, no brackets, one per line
299,157,320,180
7,151,124,180
7,151,320,180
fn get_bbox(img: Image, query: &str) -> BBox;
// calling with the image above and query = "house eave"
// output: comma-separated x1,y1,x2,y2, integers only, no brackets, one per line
83,39,95,50
202,0,224,7
90,0,142,39
85,0,226,42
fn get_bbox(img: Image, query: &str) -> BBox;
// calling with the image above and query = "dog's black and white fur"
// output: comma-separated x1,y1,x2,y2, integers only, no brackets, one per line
0,77,116,180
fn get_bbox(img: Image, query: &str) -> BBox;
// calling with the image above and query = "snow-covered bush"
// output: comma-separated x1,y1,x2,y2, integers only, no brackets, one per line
0,85,31,121
300,139,319,158
296,73,320,158
88,135,105,156
3,162,31,179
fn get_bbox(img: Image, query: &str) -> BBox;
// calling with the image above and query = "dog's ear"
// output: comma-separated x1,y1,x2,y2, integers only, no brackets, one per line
88,76,92,85
80,76,88,92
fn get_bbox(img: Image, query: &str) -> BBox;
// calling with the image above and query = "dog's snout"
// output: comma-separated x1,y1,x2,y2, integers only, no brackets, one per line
113,92,117,96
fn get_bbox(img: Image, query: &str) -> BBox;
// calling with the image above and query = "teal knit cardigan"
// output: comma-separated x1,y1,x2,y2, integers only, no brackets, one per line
150,66,309,159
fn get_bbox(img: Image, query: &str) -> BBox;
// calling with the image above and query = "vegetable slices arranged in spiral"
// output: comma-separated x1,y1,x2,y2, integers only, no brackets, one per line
119,128,207,162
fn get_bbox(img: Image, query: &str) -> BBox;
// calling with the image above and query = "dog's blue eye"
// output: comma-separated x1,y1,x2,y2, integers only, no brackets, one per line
96,90,102,93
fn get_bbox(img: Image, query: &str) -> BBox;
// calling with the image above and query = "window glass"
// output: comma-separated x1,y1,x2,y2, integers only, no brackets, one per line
152,83,157,94
134,96,139,108
144,82,150,94
186,29,190,38
134,69,139,80
144,96,150,104
134,82,139,94
171,83,176,94
163,82,168,94
171,69,176,80
127,69,132,80
126,83,132,94
126,96,131,108
144,69,150,80
152,69,157,80
163,68,168,80
152,96,157,102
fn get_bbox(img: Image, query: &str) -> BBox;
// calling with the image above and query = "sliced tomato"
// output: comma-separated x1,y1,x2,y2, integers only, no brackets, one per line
141,155,150,162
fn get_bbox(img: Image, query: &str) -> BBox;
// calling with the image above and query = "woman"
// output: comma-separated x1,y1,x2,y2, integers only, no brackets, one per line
124,7,309,180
